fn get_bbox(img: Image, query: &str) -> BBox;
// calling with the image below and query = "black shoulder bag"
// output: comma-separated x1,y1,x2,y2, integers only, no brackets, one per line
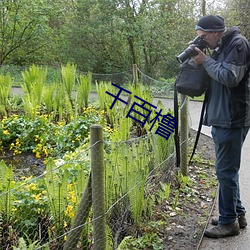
175,58,208,97
174,58,210,168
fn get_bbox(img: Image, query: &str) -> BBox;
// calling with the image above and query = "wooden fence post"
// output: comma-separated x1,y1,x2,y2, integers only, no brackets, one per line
133,64,138,86
180,94,188,176
91,124,106,250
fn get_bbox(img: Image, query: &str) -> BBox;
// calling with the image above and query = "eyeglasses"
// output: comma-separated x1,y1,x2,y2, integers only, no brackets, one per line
198,32,214,40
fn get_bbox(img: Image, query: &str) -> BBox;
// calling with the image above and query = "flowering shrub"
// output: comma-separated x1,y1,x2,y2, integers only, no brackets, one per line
0,106,103,158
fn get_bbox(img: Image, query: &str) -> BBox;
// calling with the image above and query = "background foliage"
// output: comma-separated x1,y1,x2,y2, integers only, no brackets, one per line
1,0,248,80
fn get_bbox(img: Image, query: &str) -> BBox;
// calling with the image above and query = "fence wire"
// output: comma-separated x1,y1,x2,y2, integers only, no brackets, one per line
0,66,191,249
0,131,178,249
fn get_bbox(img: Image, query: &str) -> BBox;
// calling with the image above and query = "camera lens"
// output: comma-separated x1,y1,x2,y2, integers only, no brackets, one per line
176,45,198,63
176,36,208,63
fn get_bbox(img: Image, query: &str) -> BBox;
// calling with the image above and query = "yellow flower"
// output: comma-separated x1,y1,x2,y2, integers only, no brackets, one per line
3,130,9,135
71,195,76,204
32,193,42,201
26,183,37,191
43,147,49,157
14,149,22,155
65,205,74,218
36,152,41,159
12,207,17,212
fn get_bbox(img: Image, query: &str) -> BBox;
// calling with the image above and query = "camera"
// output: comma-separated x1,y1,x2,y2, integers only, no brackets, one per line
176,36,208,64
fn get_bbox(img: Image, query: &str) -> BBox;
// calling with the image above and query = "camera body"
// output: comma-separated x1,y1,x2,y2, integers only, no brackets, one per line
176,36,208,64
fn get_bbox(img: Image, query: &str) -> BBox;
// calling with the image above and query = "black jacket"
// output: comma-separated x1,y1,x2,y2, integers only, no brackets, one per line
203,26,250,128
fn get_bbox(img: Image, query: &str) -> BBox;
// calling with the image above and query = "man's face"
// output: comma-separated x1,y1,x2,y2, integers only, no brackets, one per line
196,30,221,49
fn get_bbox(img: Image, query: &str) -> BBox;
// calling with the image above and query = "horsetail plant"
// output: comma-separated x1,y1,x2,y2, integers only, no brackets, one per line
43,159,69,235
60,63,76,103
105,137,153,226
96,81,130,128
43,84,56,114
0,73,12,117
0,161,14,223
76,72,92,111
21,65,47,118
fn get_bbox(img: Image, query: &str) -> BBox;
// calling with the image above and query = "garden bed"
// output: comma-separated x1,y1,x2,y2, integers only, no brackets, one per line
0,129,217,250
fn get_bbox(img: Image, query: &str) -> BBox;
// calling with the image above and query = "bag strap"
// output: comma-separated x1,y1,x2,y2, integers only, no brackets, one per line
189,48,210,163
174,80,180,168
188,91,208,164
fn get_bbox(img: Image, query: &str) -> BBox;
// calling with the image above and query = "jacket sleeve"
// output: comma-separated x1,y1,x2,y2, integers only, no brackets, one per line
203,38,250,88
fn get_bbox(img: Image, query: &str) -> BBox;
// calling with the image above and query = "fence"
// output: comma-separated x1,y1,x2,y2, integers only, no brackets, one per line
0,64,190,249
0,124,177,249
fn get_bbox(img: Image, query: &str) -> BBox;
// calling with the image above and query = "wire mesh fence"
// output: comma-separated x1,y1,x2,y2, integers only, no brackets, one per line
2,64,175,97
0,125,177,249
0,64,190,249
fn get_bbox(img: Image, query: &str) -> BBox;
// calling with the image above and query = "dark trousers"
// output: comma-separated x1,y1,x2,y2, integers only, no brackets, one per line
211,126,249,225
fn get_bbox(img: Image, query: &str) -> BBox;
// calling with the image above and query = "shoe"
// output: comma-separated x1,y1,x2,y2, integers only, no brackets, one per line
204,222,240,238
211,214,247,229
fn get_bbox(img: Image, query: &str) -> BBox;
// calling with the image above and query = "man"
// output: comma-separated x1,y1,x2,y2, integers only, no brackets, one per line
192,15,250,238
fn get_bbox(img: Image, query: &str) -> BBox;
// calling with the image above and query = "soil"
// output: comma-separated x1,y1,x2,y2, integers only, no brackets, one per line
158,130,217,250
0,152,45,180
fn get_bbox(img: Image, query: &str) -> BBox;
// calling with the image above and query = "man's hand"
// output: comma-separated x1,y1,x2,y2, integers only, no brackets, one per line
192,47,207,64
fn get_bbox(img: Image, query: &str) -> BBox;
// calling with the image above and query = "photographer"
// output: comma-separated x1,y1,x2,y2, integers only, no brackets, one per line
192,15,250,238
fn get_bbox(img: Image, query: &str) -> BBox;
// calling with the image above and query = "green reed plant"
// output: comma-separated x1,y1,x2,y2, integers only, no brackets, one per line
151,130,175,165
43,159,69,233
61,63,76,102
96,81,130,129
21,65,47,118
0,73,12,117
109,116,132,141
0,161,14,222
53,83,65,121
105,137,154,225
149,99,175,164
96,81,110,111
127,141,150,224
76,72,92,111
43,84,56,114
128,83,154,128
52,82,74,122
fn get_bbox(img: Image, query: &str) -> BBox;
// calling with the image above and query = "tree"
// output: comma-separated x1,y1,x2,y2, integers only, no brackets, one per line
220,0,250,39
0,0,50,65
0,0,230,79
